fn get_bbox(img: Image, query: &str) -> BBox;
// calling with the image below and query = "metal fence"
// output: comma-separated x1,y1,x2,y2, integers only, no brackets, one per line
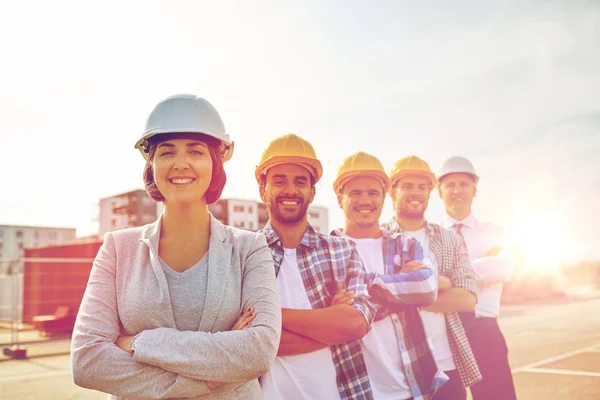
1,256,95,359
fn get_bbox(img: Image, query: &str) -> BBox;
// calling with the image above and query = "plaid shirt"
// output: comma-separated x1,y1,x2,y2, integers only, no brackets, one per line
332,229,448,400
382,218,482,388
260,222,376,400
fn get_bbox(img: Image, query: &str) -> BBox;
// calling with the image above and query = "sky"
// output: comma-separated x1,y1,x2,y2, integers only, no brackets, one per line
1,0,598,263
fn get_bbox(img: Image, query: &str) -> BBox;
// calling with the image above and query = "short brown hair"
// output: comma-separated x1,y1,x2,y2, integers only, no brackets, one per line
143,133,227,205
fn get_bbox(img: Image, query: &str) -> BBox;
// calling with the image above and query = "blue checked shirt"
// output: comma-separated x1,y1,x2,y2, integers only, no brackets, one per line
332,229,449,400
382,218,482,388
260,222,377,400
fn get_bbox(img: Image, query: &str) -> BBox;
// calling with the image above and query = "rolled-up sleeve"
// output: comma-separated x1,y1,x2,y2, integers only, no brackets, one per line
345,247,376,328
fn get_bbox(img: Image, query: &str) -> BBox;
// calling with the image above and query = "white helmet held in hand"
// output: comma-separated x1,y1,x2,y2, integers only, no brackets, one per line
134,94,234,162
438,156,479,183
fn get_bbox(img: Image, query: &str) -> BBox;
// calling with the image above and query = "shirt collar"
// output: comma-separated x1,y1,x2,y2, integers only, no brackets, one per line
262,220,320,249
442,213,477,230
385,217,435,237
331,227,389,240
330,228,344,237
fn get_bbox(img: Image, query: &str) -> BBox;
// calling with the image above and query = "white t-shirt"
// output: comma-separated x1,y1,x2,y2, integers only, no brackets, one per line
403,228,456,372
260,248,341,400
349,236,412,400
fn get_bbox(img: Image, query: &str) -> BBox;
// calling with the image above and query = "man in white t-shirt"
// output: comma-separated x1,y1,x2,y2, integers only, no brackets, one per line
437,156,516,400
331,152,447,400
381,156,481,400
256,135,376,400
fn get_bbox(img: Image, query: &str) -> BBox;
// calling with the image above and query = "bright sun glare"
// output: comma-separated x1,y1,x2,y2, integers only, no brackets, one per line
507,213,570,273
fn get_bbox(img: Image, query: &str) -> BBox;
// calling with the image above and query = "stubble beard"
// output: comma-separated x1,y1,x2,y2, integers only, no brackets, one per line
269,200,309,224
398,206,425,221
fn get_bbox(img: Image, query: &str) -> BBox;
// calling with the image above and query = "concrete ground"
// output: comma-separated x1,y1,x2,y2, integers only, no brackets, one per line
2,293,600,399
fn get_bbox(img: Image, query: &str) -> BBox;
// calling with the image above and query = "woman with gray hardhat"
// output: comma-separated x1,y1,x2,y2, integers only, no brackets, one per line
72,94,281,399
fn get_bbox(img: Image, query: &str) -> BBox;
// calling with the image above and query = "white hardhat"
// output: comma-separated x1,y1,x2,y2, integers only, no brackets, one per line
135,94,234,162
438,156,479,182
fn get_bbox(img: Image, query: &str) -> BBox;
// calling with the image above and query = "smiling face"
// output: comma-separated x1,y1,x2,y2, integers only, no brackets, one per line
438,172,477,220
152,138,213,206
389,174,432,221
260,163,315,225
338,175,385,233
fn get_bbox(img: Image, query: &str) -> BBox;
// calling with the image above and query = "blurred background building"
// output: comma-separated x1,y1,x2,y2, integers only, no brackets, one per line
157,196,329,233
0,225,76,263
0,225,76,320
98,190,157,236
1,189,330,324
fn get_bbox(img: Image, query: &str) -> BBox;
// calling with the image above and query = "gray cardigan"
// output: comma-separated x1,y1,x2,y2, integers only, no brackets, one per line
71,215,281,399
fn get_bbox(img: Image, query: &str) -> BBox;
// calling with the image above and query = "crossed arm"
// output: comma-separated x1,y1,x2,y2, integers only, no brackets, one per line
363,237,438,312
277,304,369,356
367,259,438,311
277,247,375,357
422,233,477,313
279,260,439,356
471,246,515,287
71,233,281,399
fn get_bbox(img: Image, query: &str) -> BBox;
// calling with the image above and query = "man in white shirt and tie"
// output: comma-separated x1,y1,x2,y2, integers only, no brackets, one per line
437,156,516,400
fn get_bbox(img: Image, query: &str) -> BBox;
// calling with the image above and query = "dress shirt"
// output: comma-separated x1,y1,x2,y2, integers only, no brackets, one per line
442,213,514,318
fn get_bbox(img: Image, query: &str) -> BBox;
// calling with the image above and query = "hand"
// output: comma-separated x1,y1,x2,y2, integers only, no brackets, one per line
206,381,226,390
402,261,425,272
231,308,255,330
485,246,502,257
115,335,134,354
438,275,453,290
330,290,356,306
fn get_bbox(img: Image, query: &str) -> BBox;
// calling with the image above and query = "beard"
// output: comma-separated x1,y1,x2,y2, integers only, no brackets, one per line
351,209,381,229
397,203,426,220
399,209,425,219
354,219,379,229
269,196,310,224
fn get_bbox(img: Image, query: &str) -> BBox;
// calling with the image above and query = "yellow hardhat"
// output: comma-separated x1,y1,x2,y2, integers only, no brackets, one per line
389,155,437,190
255,134,323,183
334,152,390,194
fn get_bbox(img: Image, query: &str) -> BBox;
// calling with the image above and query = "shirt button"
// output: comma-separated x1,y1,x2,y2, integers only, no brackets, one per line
275,256,281,262
277,241,282,246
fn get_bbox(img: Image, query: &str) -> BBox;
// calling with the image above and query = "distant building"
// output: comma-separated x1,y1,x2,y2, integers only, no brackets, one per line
0,225,76,263
98,190,157,236
0,224,76,321
306,206,328,233
208,198,329,233
208,198,263,231
105,191,329,234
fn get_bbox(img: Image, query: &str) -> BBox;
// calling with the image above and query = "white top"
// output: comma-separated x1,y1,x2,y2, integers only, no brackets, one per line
403,228,456,371
260,248,341,400
346,236,412,400
442,213,515,318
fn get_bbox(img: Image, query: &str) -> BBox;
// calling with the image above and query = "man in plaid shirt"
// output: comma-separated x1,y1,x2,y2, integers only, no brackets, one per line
256,134,376,400
330,151,448,400
382,156,482,400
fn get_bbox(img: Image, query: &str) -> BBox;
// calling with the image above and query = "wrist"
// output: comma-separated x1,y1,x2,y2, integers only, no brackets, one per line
130,333,141,354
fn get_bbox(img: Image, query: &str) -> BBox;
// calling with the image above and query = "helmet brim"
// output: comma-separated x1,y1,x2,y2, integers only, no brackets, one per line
255,156,323,183
334,170,390,194
389,170,437,192
135,131,234,162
